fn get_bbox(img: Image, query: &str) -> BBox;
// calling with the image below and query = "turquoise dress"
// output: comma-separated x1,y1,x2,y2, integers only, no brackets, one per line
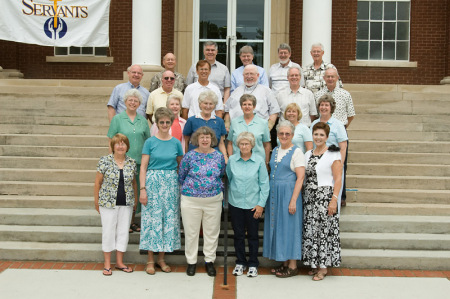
263,146,303,261
140,136,183,252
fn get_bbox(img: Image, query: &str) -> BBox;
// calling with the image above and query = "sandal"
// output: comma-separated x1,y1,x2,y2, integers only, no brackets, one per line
270,264,286,275
156,260,171,273
115,266,133,273
313,271,327,281
308,269,318,276
146,262,155,275
276,267,298,278
102,268,112,276
130,223,141,232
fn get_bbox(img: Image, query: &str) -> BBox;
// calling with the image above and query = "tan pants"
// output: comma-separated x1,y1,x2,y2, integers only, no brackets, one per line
181,193,223,264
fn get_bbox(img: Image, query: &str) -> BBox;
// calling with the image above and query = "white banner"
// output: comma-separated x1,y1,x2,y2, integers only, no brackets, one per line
0,0,111,47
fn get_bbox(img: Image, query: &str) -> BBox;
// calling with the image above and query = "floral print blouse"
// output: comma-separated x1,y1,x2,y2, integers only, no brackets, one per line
178,150,225,198
97,154,137,208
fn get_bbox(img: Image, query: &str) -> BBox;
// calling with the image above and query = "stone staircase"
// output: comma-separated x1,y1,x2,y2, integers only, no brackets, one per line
0,80,449,270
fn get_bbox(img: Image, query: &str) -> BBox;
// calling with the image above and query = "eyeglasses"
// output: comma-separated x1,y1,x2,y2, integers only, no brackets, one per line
163,77,175,81
278,132,291,137
158,121,171,125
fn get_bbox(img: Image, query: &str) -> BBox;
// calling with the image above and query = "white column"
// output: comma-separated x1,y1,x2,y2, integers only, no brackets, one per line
302,0,332,67
131,0,163,81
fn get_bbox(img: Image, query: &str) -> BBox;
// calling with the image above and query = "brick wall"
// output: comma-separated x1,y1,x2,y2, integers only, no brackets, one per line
289,0,449,85
289,0,302,65
161,0,175,61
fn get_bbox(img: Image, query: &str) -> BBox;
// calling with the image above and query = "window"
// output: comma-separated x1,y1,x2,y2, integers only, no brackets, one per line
356,0,410,61
55,47,108,56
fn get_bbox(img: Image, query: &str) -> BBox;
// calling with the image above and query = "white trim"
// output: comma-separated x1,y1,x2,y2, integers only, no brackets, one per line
263,0,271,73
349,60,417,67
46,56,114,63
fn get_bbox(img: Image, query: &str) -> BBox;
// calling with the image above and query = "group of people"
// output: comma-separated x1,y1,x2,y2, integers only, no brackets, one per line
94,41,355,280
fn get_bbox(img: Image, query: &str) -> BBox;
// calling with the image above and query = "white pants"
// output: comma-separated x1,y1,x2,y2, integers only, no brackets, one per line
181,193,223,264
99,206,133,252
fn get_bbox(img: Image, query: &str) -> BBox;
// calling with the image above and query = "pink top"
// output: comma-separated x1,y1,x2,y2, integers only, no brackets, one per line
151,116,187,153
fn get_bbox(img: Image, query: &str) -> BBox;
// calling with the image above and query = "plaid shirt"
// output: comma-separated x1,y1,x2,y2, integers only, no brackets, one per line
303,61,343,94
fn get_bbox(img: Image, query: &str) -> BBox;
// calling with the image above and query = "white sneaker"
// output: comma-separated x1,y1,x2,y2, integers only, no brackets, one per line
232,264,246,276
247,267,258,277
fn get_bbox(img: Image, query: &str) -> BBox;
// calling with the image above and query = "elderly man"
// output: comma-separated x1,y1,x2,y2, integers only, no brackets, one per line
315,67,356,206
182,60,223,119
146,70,184,124
276,66,317,126
186,41,231,102
269,43,305,94
303,43,342,94
149,53,186,93
225,65,279,130
107,64,149,122
231,46,269,92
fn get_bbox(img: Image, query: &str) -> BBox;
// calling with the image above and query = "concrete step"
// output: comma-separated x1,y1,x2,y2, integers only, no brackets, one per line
0,86,113,96
341,203,450,216
340,215,450,234
0,134,107,147
349,152,450,164
351,114,450,124
0,195,92,209
0,241,448,270
0,169,96,183
350,140,450,153
0,156,98,170
341,232,450,250
347,175,450,190
0,181,92,196
0,208,100,226
341,249,450,270
0,108,105,117
0,116,109,126
0,79,123,88
348,163,450,177
346,188,450,205
348,122,449,132
348,130,449,141
357,99,450,115
1,124,108,135
0,145,107,158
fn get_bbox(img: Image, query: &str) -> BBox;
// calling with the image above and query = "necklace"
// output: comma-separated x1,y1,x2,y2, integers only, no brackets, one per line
313,146,327,156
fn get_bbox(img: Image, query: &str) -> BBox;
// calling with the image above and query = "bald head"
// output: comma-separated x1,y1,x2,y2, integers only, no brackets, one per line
243,65,259,87
323,67,339,90
127,64,143,87
163,53,176,71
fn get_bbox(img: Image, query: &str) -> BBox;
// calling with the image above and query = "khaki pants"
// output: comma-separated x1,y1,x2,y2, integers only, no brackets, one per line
181,193,223,264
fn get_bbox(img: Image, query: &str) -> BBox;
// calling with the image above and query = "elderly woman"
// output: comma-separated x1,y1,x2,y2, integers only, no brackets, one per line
281,103,313,153
310,94,347,209
183,90,228,163
107,89,150,233
178,127,226,277
94,133,137,275
226,132,269,277
139,107,184,275
227,94,271,164
303,122,342,281
151,94,186,153
262,120,305,278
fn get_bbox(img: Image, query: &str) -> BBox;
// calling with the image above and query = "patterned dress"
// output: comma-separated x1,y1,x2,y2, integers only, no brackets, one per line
139,137,183,252
302,153,341,268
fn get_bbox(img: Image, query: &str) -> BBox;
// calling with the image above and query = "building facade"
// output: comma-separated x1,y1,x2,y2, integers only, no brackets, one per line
1,0,449,85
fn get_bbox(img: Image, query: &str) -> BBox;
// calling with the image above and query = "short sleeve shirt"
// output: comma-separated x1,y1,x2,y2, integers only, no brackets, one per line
311,117,348,147
182,82,223,118
276,87,317,126
183,114,227,152
107,82,149,117
314,87,356,125
186,61,231,97
142,136,183,170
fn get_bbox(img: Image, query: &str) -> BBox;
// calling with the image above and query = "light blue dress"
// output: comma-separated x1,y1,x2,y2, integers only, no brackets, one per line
263,146,303,261
140,137,183,252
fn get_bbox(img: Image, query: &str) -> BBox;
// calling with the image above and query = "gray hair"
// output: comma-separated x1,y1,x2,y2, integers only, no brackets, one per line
166,94,182,107
203,41,218,50
325,65,339,77
276,119,295,134
154,107,175,124
239,45,254,56
287,66,302,77
123,89,143,104
278,43,291,53
198,90,218,108
243,64,258,74
239,94,256,107
311,43,324,51
190,126,218,148
236,132,256,148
